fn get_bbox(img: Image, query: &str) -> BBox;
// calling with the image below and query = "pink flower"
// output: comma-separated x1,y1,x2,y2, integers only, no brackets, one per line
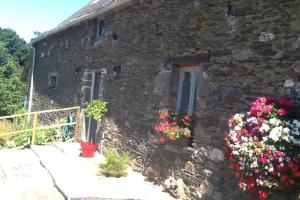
257,97,268,104
276,151,284,157
258,156,266,163
154,125,161,132
257,117,266,123
277,108,287,116
263,104,273,113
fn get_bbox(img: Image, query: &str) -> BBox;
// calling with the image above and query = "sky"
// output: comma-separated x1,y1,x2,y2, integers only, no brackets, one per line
0,0,90,42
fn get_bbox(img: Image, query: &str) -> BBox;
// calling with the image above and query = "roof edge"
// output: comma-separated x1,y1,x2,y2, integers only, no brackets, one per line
31,0,132,44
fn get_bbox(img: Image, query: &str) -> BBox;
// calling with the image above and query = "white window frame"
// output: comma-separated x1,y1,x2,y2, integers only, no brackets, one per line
176,67,198,115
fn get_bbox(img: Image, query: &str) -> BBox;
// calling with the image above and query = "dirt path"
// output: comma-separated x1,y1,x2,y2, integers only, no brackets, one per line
0,149,65,200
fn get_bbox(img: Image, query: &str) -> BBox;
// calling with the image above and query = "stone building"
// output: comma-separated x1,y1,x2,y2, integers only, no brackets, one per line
29,0,300,199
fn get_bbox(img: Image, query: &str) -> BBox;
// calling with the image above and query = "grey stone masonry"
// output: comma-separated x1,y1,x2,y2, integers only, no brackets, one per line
31,0,300,199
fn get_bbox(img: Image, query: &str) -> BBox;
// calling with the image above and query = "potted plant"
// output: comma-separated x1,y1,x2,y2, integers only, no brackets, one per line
154,111,192,143
81,99,108,157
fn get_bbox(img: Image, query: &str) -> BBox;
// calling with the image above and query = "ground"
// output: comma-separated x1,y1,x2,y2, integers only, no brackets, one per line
0,143,175,200
0,149,64,200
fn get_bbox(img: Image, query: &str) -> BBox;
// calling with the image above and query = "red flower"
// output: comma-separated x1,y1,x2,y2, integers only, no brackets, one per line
159,112,168,119
228,163,240,171
277,108,287,116
280,174,288,182
289,178,296,185
159,137,166,143
293,170,300,177
257,191,268,200
247,178,256,189
277,97,293,108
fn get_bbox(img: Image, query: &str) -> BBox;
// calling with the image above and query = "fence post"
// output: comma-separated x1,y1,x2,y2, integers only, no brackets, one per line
31,113,38,145
73,107,80,143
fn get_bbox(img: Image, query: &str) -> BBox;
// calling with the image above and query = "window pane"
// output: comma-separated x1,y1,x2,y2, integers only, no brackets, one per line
97,20,104,37
179,72,191,114
49,76,57,89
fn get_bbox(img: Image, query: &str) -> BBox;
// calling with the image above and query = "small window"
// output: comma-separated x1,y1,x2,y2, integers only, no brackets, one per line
49,76,58,89
96,20,104,38
176,68,198,115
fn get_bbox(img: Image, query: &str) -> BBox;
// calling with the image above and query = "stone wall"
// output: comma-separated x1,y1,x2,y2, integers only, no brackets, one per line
32,0,300,199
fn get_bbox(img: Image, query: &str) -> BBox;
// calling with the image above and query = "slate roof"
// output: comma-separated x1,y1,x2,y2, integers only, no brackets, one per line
58,0,118,28
32,0,126,43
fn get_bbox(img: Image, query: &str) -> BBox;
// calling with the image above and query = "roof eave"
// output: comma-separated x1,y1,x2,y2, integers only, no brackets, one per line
31,0,132,44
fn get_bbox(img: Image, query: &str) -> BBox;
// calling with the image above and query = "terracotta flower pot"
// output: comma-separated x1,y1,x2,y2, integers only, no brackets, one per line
80,141,98,158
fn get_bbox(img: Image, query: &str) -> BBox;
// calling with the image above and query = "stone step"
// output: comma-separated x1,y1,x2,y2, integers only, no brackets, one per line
31,142,174,200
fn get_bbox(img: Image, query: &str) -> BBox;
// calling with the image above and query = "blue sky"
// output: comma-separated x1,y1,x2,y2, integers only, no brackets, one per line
0,0,90,42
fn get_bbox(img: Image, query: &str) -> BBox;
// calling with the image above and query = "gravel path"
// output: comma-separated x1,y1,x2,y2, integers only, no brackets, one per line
0,149,65,200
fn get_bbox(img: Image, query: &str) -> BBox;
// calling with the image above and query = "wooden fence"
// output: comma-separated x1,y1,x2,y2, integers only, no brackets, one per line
0,106,80,144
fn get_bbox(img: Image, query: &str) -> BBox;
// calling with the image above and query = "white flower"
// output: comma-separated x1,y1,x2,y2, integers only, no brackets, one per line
232,135,238,142
234,126,241,131
268,166,274,172
257,179,264,186
251,161,258,168
247,117,258,124
270,118,281,126
259,123,270,132
269,126,283,142
283,127,290,133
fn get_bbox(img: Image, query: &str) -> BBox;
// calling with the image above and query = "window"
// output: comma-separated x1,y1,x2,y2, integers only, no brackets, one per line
49,76,57,89
176,68,198,115
96,20,104,38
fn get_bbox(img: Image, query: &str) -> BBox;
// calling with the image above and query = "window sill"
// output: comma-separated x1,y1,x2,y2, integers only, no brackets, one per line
164,144,195,157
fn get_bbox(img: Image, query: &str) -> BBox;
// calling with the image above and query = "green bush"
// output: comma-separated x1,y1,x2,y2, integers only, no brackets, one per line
99,150,132,177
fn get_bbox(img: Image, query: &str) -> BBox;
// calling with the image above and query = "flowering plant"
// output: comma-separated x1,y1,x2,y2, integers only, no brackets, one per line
225,97,300,199
154,111,192,143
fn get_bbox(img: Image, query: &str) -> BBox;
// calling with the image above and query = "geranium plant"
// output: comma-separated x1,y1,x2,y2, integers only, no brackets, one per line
154,111,192,143
225,97,300,199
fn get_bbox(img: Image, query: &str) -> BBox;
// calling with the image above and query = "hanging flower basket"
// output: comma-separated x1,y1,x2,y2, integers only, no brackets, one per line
224,97,300,199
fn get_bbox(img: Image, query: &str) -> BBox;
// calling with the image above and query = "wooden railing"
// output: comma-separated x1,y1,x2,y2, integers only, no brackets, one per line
0,106,81,144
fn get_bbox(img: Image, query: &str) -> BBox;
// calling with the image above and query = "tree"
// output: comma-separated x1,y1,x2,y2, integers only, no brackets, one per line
0,29,29,116
0,28,29,66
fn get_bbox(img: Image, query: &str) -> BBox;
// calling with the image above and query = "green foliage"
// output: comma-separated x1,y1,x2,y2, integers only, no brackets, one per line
0,28,29,65
35,128,56,145
99,150,132,177
0,112,63,148
0,28,29,116
85,100,108,121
